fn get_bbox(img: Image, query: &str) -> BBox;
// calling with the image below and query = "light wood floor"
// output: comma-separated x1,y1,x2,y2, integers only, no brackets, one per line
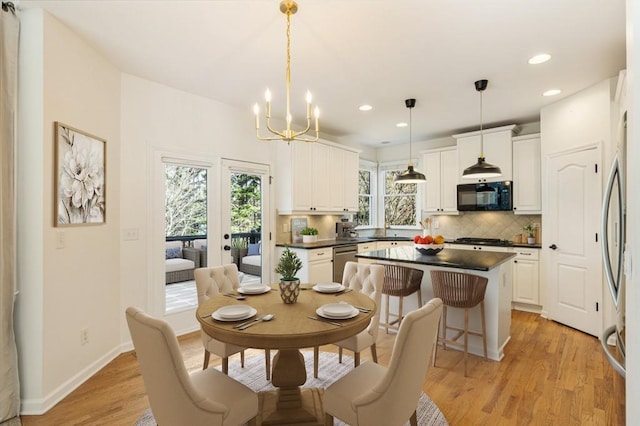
21,311,625,425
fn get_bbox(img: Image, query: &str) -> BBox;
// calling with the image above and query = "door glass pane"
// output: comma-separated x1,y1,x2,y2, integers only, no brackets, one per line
230,172,263,284
165,164,207,313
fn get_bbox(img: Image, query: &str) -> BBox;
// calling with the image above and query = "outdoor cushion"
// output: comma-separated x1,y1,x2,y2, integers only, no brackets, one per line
165,247,182,259
247,243,260,256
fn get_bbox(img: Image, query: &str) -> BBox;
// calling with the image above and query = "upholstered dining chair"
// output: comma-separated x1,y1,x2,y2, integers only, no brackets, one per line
323,298,443,426
195,264,272,379
125,307,258,426
313,261,385,378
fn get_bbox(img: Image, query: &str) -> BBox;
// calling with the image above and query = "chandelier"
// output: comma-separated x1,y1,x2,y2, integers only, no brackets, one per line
253,1,319,143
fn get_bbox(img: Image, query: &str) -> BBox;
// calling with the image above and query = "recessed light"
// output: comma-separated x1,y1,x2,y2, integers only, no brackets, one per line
528,53,551,65
359,104,373,111
381,141,390,145
396,122,408,128
543,89,561,97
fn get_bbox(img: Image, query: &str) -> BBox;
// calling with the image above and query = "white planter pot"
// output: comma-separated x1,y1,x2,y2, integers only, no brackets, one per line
302,235,317,243
527,237,535,244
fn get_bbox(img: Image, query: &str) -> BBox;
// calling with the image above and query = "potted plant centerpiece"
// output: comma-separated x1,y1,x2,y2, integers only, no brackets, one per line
300,227,319,243
275,247,303,303
524,224,536,245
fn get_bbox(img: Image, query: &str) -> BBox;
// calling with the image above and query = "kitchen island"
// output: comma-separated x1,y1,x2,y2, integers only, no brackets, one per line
357,246,515,361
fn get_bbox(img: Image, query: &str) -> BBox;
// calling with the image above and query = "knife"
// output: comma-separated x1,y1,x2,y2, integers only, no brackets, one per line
307,316,344,327
233,315,265,329
334,288,353,296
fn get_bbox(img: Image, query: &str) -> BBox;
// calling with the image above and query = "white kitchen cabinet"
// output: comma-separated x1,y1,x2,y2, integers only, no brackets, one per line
422,147,459,214
512,248,540,309
376,240,411,250
276,140,361,214
449,244,510,253
279,247,333,283
454,125,518,183
512,134,541,214
357,241,377,253
342,149,359,212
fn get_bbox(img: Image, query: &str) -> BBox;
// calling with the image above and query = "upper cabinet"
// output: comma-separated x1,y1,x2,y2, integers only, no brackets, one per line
422,147,459,215
276,140,360,214
454,125,519,183
512,134,541,214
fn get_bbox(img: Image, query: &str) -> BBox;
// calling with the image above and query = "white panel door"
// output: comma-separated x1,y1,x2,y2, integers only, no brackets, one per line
546,147,601,336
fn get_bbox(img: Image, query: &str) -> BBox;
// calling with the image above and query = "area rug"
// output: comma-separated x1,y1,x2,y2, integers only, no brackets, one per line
135,351,448,425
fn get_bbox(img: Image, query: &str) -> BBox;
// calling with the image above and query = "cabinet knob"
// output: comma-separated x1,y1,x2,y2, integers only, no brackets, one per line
514,260,518,263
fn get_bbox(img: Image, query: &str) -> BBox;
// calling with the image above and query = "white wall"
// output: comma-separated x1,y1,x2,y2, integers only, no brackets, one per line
118,75,277,337
17,10,122,413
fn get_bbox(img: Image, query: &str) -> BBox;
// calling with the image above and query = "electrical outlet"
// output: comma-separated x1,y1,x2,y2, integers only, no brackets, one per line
283,223,290,233
80,328,89,345
432,219,440,229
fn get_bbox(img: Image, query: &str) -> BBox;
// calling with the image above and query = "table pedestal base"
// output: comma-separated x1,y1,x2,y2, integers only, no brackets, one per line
259,388,324,425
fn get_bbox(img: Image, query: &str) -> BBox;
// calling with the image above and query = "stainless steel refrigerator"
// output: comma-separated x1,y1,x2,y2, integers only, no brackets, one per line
601,111,627,378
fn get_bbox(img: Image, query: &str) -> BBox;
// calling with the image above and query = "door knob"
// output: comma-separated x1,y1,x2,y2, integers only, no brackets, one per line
224,233,230,240
223,245,231,251
549,244,558,250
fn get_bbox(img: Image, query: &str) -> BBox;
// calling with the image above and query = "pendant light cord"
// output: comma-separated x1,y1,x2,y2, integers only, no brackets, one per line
409,106,413,165
479,89,484,158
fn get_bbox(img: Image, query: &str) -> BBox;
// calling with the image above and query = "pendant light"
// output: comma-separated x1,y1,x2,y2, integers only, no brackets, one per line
394,98,426,183
462,79,502,179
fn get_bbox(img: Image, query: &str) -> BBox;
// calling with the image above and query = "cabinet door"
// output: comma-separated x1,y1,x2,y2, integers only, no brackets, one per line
328,147,345,211
457,136,481,183
512,136,541,214
308,259,333,283
482,131,512,182
343,150,359,212
291,143,313,211
423,151,441,213
310,143,331,211
358,242,377,253
513,259,539,304
440,148,459,212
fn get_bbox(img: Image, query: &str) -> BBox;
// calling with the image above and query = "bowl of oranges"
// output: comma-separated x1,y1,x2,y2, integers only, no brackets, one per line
413,234,445,255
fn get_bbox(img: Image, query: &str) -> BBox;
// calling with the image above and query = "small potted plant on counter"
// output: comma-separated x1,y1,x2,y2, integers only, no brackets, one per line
300,227,319,243
524,224,536,245
275,247,303,303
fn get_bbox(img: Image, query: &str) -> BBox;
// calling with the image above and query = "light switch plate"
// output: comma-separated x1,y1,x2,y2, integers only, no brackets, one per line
55,231,65,249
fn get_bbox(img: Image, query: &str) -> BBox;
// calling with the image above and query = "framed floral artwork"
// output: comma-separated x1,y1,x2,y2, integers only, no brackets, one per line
54,122,106,226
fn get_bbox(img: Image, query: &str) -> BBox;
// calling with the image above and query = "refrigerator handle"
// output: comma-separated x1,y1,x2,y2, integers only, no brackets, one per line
601,155,622,307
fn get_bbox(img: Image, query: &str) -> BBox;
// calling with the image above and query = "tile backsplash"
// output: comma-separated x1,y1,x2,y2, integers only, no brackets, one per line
434,212,542,242
276,212,542,244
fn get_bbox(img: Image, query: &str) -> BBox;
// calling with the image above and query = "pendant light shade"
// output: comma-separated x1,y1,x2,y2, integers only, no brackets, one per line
395,98,426,184
462,79,502,179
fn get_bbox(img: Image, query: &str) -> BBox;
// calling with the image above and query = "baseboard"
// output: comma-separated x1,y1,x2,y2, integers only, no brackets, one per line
512,302,542,314
20,345,121,415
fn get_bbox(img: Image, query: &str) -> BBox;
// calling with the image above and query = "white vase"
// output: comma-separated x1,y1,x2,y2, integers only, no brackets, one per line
527,237,535,245
302,235,317,243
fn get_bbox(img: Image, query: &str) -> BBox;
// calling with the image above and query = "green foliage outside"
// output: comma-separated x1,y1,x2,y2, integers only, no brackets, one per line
165,166,262,237
384,170,416,226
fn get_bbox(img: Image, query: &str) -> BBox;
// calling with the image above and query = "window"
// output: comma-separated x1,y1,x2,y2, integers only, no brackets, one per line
356,161,377,227
380,165,418,227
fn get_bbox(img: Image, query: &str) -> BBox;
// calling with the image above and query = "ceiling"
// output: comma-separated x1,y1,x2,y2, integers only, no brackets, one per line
20,0,626,147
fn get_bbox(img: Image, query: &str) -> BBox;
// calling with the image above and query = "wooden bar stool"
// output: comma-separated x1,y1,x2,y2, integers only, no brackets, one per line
430,270,488,377
380,264,423,333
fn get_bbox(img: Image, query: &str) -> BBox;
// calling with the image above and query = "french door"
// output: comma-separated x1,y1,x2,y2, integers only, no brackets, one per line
220,159,270,282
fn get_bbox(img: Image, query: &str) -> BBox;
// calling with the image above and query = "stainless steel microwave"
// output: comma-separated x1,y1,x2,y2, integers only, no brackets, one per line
456,181,513,211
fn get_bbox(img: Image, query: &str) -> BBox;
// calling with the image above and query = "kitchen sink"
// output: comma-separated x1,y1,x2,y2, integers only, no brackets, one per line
371,236,412,241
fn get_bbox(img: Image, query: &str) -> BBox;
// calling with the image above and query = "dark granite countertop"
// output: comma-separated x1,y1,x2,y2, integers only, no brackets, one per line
275,236,412,250
356,246,516,272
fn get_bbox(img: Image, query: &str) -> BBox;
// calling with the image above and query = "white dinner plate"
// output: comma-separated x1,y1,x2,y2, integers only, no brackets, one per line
237,284,271,295
212,305,256,321
316,303,359,319
312,283,345,293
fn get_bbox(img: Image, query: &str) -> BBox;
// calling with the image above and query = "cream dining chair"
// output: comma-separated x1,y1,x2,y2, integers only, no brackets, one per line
323,298,443,426
312,261,385,378
195,264,272,379
125,307,258,426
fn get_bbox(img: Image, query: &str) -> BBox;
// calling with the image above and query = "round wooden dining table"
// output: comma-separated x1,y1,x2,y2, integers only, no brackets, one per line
196,284,375,426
